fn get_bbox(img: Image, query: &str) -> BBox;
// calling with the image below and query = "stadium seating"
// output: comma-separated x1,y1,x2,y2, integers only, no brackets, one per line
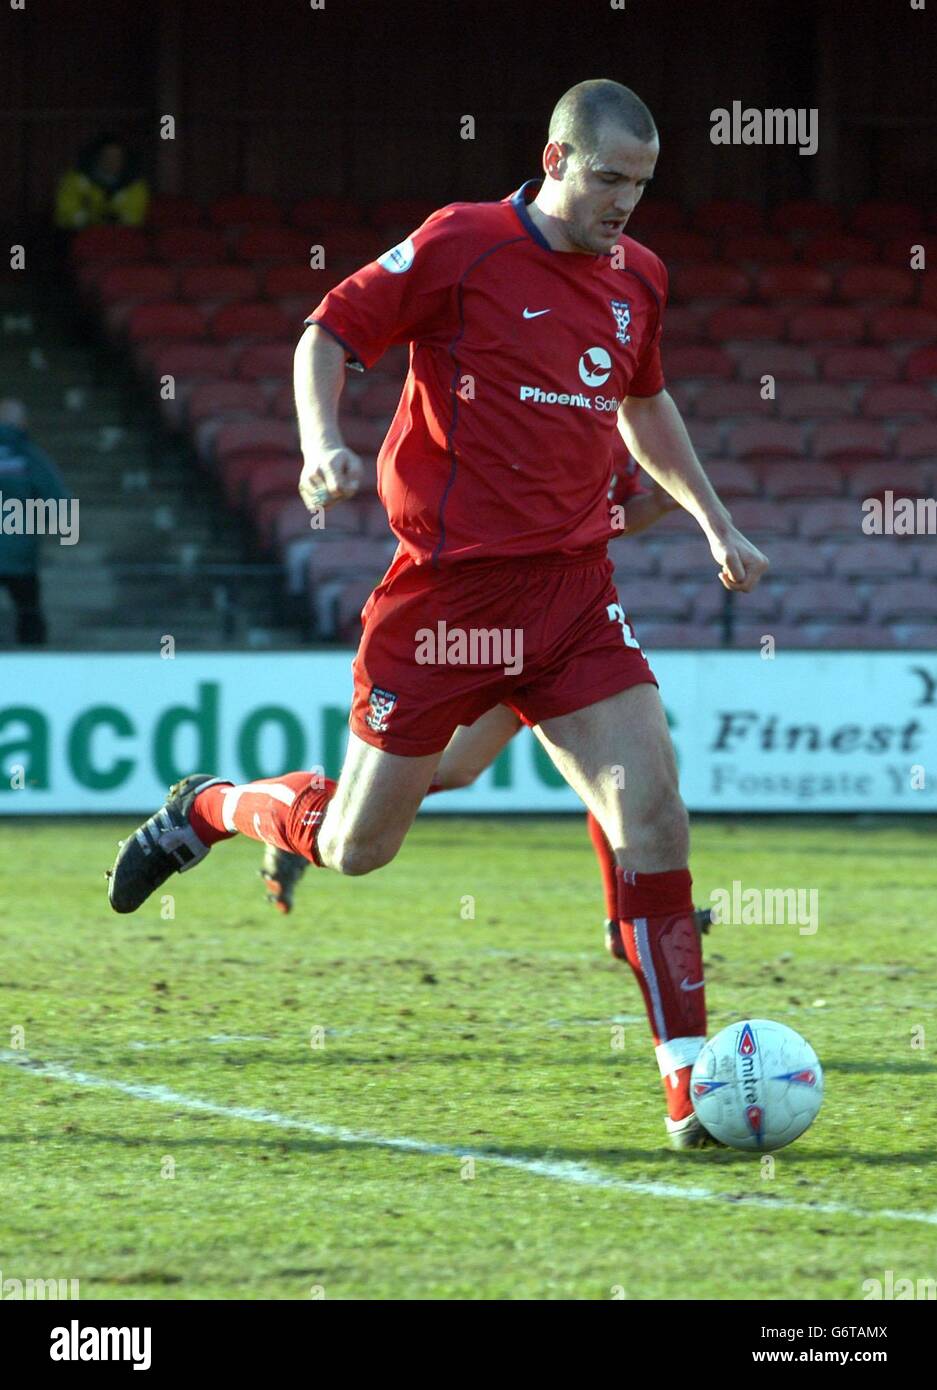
70,191,937,646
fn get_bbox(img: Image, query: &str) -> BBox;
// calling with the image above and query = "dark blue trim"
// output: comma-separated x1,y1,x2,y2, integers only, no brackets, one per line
305,316,365,370
510,179,553,251
430,234,528,569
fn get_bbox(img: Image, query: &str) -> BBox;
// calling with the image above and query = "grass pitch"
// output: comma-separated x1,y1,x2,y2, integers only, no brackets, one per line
1,815,935,1300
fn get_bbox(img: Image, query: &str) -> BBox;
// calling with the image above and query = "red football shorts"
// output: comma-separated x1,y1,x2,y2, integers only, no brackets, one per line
350,544,657,756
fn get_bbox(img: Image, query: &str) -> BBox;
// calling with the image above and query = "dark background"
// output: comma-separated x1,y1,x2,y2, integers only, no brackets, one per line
1,0,934,230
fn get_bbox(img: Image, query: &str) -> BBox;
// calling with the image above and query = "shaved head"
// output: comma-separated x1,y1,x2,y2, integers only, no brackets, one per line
548,80,657,164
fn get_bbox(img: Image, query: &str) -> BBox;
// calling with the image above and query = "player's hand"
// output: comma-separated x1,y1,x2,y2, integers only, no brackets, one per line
298,445,364,513
707,526,769,593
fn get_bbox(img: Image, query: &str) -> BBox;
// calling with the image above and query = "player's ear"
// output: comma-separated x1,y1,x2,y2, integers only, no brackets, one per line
542,141,567,180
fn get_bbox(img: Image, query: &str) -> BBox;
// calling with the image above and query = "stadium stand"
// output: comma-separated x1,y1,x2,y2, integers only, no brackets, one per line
38,194,936,650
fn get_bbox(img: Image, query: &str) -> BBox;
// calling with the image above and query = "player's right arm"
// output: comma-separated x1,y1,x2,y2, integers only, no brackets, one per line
294,323,364,514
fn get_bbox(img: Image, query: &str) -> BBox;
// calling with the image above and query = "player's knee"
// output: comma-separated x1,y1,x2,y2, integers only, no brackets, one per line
631,794,689,861
328,832,398,877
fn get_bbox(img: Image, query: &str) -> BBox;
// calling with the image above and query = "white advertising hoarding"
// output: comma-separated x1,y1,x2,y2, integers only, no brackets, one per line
1,650,935,814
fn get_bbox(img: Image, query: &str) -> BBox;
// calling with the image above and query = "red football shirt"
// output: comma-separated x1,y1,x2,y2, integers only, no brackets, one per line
307,179,668,566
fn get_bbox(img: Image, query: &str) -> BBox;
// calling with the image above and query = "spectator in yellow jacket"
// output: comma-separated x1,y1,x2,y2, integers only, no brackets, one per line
54,134,149,230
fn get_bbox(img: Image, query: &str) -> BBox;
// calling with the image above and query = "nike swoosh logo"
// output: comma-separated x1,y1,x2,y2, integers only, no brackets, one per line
680,977,706,992
523,307,551,318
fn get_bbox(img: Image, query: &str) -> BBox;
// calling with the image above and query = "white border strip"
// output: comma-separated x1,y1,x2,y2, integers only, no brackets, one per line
3,1049,935,1228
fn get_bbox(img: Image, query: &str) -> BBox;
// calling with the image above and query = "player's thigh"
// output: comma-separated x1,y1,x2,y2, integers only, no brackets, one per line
534,683,686,858
434,706,522,789
318,730,441,873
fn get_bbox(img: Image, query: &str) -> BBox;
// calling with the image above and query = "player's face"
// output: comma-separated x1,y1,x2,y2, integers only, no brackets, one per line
558,126,658,254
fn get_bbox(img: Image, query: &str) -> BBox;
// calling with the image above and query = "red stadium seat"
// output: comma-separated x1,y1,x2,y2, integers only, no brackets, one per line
263,264,339,299
153,227,227,264
704,460,762,496
807,624,897,649
358,379,404,419
868,306,937,344
370,198,439,229
799,500,865,539
694,383,774,419
70,226,149,264
788,307,865,344
314,228,383,260
851,201,923,237
846,461,932,498
127,302,207,343
148,343,231,383
217,451,296,508
179,265,259,304
777,383,855,419
188,380,268,425
242,460,303,508
147,195,203,228
211,302,291,343
215,419,298,464
209,194,282,228
662,345,735,380
657,540,721,577
754,538,830,576
660,306,706,344
755,266,832,304
271,383,295,419
235,227,311,264
868,581,937,623
861,383,937,419
626,199,684,232
343,417,390,455
813,421,889,463
880,233,937,268
837,266,915,305
767,463,845,499
905,347,937,381
290,197,365,230
97,265,176,303
670,264,750,302
801,235,878,267
722,234,793,264
618,580,692,621
685,421,723,457
235,342,295,382
729,499,800,535
638,231,713,262
832,542,915,578
823,348,900,382
694,200,764,234
784,581,864,622
707,306,785,342
728,421,805,460
898,422,937,459
770,201,842,236
694,582,781,621
734,344,817,382
630,623,721,650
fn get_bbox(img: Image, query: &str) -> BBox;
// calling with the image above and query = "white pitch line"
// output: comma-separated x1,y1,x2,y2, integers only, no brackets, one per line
3,1049,935,1228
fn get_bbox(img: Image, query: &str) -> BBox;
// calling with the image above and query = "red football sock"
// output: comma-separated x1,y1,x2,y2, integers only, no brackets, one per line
615,865,707,1124
586,810,619,922
191,772,337,865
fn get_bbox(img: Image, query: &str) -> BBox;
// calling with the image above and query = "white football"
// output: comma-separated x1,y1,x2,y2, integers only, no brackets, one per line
690,1018,823,1151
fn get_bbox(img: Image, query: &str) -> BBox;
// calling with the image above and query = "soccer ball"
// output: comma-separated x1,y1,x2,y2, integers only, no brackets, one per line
690,1019,823,1151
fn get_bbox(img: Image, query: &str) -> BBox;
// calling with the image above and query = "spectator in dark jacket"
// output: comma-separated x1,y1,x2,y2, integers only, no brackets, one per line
0,401,74,645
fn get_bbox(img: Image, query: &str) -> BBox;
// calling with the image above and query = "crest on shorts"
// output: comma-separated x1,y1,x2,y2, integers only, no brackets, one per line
610,299,632,345
365,686,398,733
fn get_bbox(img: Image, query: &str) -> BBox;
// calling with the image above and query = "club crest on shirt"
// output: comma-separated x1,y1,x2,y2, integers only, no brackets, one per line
610,299,632,345
365,686,398,733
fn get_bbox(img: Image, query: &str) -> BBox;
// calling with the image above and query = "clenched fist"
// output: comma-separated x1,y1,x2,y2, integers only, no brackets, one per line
298,445,364,514
707,526,770,593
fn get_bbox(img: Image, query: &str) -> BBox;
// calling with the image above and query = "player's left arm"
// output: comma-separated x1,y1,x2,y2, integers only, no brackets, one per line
617,390,769,593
